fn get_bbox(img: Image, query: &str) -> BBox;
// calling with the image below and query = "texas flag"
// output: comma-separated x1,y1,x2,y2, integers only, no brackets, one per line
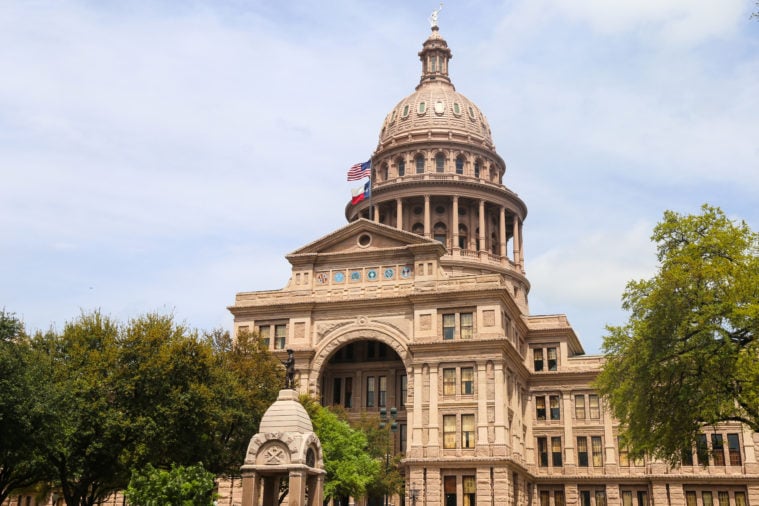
351,180,371,205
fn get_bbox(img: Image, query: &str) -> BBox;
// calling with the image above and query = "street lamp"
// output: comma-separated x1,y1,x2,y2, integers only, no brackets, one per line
408,486,419,506
380,407,398,506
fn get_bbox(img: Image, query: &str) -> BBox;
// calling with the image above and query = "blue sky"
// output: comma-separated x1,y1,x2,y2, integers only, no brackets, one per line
1,0,758,354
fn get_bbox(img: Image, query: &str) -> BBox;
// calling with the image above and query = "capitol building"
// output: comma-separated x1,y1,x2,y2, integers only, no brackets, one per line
227,22,759,506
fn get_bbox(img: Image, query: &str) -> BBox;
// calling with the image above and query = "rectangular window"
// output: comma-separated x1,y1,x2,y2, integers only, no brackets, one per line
536,396,546,421
595,490,607,506
712,434,725,466
274,324,287,349
728,433,742,466
333,378,342,405
461,414,475,449
718,492,729,506
540,491,550,506
259,325,271,348
637,491,648,506
589,394,600,419
581,491,591,506
463,476,476,506
735,492,747,506
577,436,589,467
618,437,629,467
592,436,603,467
344,377,352,408
378,376,387,408
443,314,455,340
550,395,561,420
460,312,473,339
703,491,713,506
399,375,407,408
444,476,457,506
575,395,586,419
682,446,694,466
622,491,632,506
366,376,375,407
537,437,548,467
685,492,697,506
552,436,563,467
547,347,557,370
461,367,474,395
443,368,456,395
555,490,565,506
399,423,407,453
697,434,709,465
443,415,457,449
534,349,544,371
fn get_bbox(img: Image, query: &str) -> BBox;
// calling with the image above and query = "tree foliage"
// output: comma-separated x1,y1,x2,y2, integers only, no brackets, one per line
0,310,53,504
596,205,759,465
300,397,381,501
125,462,216,506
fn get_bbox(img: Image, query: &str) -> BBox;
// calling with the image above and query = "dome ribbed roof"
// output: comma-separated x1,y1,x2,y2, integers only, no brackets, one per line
259,389,313,433
377,27,494,148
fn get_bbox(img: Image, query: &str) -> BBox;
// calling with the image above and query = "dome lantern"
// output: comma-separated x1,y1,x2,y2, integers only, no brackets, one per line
418,26,453,89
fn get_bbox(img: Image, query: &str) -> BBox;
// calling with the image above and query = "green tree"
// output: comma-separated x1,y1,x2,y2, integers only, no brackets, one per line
125,462,216,506
0,311,53,504
353,413,404,502
37,311,130,506
596,205,759,465
300,397,381,501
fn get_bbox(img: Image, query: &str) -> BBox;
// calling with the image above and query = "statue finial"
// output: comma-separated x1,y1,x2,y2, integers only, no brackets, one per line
429,2,443,29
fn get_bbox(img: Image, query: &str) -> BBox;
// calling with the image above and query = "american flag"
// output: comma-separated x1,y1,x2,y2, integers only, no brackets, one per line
347,160,371,181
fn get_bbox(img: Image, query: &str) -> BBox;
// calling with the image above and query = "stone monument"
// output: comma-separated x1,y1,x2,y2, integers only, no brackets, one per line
240,388,324,506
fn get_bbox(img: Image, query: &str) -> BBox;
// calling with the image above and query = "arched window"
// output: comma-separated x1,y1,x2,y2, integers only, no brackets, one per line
434,222,447,245
455,156,464,175
412,223,424,236
458,224,468,249
397,158,405,177
474,160,481,178
416,155,425,174
436,153,445,173
381,163,388,181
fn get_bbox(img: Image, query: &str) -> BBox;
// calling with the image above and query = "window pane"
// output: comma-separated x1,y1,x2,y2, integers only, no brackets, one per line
618,437,629,467
461,367,474,395
550,395,561,420
259,325,270,348
443,415,456,449
463,476,476,506
637,491,648,506
575,395,586,419
622,491,632,506
443,314,455,340
416,156,425,173
577,437,588,467
547,347,557,370
697,434,709,465
702,491,713,506
538,437,548,467
540,491,550,506
460,313,473,339
378,376,387,408
366,376,375,407
400,375,407,408
735,492,747,506
592,436,603,467
536,397,546,420
589,394,600,419
555,490,565,506
552,437,563,467
595,490,607,506
580,491,591,506
534,349,544,371
712,434,725,465
436,153,445,172
274,324,287,349
685,492,697,506
462,414,475,448
345,377,352,408
443,368,456,395
456,157,464,174
728,433,742,466
718,492,729,506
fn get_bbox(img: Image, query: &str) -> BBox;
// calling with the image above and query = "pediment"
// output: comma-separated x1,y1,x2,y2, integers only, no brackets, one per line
287,219,444,262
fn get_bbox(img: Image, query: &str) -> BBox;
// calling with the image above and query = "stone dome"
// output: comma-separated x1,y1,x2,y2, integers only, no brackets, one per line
377,27,494,149
258,389,313,433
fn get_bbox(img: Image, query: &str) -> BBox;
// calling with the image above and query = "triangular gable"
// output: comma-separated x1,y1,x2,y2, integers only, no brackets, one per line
287,219,444,259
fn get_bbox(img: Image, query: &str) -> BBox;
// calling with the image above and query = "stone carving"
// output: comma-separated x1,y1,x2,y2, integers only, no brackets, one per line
429,3,443,28
263,445,286,464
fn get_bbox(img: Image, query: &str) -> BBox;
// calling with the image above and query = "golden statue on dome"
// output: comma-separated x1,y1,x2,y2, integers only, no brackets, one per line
429,2,443,28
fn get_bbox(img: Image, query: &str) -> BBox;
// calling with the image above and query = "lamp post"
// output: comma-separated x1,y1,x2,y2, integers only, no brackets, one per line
380,407,398,506
408,486,419,506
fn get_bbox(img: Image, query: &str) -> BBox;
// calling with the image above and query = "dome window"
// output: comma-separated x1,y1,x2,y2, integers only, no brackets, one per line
453,102,461,116
390,110,397,123
434,222,447,245
435,153,445,173
418,101,427,115
402,104,410,119
397,158,405,177
468,106,476,120
455,156,464,175
474,161,481,178
416,155,425,174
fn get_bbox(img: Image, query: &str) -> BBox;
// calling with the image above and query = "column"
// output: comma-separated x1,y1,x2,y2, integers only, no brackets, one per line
396,198,404,230
499,207,506,259
412,364,423,449
518,220,525,271
424,195,431,238
288,471,306,506
493,363,507,452
240,470,259,506
428,364,439,453
478,200,486,252
512,217,520,266
476,362,489,453
374,204,380,223
562,392,576,468
452,196,459,251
